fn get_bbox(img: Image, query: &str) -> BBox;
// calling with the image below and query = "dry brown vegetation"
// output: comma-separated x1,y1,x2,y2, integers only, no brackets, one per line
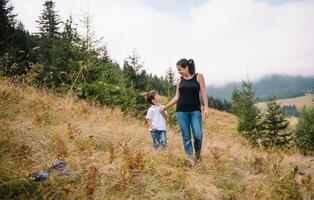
256,94,314,111
1,77,313,199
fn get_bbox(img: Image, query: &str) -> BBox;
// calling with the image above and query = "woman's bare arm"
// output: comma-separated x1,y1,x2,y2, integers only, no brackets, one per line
163,78,180,111
160,109,168,120
197,73,209,118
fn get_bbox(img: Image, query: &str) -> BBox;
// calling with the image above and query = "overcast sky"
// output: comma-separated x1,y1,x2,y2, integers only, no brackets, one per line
10,0,314,86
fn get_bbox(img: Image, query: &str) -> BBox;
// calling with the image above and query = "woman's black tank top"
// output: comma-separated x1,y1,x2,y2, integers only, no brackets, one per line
176,73,201,112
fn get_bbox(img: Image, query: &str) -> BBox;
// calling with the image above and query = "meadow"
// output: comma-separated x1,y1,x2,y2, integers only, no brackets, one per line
0,77,313,199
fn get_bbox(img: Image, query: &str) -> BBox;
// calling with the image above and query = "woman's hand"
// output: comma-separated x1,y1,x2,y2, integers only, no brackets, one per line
160,106,168,120
203,107,209,119
160,107,165,113
197,73,209,119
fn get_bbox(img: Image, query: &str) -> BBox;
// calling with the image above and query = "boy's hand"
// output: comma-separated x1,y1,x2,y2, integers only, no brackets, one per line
147,119,157,131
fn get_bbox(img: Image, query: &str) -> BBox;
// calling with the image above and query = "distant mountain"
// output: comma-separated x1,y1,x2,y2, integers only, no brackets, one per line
206,74,314,102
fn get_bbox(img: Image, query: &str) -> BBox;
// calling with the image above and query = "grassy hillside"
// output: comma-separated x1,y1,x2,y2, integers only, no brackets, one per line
256,94,314,111
1,77,313,199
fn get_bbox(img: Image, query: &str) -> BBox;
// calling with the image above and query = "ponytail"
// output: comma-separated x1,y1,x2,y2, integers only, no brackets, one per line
187,59,195,75
176,58,196,75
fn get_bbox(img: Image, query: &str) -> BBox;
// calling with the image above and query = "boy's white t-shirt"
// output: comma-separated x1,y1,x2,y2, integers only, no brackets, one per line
146,105,166,131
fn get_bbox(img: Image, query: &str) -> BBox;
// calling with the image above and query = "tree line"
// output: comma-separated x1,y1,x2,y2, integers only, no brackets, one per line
0,0,177,118
0,0,233,122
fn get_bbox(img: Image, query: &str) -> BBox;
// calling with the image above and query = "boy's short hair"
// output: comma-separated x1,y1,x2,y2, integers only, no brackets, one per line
146,90,158,105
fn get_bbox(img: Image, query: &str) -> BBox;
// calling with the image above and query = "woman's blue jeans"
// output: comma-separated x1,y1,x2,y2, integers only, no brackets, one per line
176,111,203,157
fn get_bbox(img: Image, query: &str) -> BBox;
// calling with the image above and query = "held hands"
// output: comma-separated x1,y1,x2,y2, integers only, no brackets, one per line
159,106,168,120
160,106,166,114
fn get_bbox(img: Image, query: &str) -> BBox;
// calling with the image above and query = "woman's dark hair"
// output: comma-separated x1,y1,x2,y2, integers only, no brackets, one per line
176,58,195,75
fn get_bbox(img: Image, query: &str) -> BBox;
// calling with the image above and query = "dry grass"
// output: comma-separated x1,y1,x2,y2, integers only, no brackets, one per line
256,94,314,111
0,76,313,199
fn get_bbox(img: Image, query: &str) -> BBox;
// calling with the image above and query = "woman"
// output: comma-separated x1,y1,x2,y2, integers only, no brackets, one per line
161,58,209,162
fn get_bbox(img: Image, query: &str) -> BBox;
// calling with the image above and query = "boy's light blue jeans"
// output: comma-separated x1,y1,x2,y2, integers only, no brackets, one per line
176,111,203,157
150,130,167,149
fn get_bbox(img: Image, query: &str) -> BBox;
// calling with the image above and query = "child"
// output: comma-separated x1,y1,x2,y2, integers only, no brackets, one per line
146,90,168,149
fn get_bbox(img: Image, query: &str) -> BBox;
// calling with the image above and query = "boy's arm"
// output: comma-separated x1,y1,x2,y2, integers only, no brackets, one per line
147,119,157,131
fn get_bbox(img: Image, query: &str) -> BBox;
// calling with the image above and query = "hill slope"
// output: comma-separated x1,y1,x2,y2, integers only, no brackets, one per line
256,94,314,111
0,77,313,199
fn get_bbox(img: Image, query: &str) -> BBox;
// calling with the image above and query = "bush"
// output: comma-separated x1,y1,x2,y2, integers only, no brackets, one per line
120,88,149,118
78,82,123,108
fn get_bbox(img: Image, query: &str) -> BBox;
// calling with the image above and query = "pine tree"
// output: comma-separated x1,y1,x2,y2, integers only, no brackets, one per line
74,13,106,85
127,50,143,74
295,105,314,154
0,0,36,76
258,97,290,148
80,13,103,54
35,0,62,86
36,0,61,39
7,22,32,75
208,96,233,112
231,80,260,139
99,45,110,63
282,104,300,117
165,67,175,98
123,59,136,88
52,15,82,88
0,0,16,53
123,51,144,90
165,67,175,85
223,99,232,112
61,15,79,46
